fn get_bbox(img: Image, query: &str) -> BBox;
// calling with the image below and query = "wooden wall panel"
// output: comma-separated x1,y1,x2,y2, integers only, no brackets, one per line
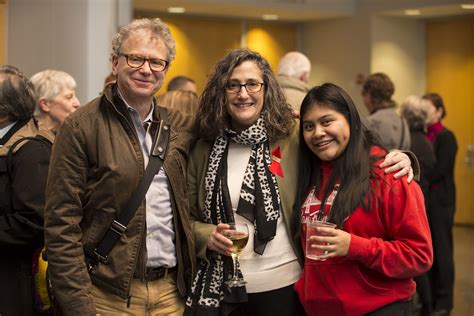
141,13,297,95
426,18,474,225
246,22,297,73
160,16,241,95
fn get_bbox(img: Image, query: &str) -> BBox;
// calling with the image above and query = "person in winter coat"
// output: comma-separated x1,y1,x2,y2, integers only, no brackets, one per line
277,51,311,112
423,92,458,316
0,65,54,315
44,18,196,315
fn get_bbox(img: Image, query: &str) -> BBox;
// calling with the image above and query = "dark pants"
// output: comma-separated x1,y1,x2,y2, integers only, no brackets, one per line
414,273,433,316
230,284,306,316
427,196,455,312
366,300,412,316
0,255,35,316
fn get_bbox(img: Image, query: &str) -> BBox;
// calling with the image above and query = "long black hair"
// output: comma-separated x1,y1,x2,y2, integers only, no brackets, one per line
292,83,384,231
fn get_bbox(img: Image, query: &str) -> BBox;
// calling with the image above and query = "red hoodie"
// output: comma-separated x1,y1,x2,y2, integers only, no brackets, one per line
295,147,433,316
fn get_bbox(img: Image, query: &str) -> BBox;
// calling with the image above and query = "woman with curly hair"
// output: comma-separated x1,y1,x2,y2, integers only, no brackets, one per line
184,49,414,316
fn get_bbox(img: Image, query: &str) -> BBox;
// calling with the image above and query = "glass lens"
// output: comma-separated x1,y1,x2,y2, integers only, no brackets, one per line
225,82,263,93
226,83,240,93
149,59,167,71
247,82,261,92
123,54,168,72
127,55,145,67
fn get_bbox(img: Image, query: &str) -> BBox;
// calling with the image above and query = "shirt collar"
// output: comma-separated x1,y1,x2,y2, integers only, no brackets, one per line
117,88,154,124
0,121,17,139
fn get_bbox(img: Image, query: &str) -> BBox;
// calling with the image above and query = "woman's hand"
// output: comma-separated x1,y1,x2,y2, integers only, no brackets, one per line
207,223,233,256
309,226,351,259
379,151,414,183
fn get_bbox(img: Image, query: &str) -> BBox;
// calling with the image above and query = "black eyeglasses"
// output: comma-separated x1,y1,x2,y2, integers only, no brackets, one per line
118,53,169,72
225,82,265,94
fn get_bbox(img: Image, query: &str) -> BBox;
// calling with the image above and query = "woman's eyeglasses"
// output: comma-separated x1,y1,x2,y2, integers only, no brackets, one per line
225,82,265,94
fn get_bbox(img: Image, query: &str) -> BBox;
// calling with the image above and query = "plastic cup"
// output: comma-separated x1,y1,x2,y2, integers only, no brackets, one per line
305,220,337,260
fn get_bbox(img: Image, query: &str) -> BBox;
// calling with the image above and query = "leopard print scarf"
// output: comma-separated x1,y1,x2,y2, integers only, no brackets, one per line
207,117,281,253
185,118,281,315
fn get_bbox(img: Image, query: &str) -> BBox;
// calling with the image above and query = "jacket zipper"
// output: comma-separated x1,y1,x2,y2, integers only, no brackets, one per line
104,89,147,302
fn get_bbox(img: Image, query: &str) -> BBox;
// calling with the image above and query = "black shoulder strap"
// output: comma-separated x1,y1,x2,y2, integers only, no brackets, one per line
5,136,50,177
91,107,170,266
0,135,52,210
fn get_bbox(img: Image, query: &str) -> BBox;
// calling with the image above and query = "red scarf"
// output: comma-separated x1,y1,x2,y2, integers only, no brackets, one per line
426,121,444,143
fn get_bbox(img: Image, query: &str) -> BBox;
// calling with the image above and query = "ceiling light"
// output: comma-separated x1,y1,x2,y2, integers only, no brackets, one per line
461,4,474,9
404,9,421,16
262,14,279,20
168,7,185,14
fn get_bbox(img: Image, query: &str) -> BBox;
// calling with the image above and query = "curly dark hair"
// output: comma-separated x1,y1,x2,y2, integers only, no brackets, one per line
196,48,295,141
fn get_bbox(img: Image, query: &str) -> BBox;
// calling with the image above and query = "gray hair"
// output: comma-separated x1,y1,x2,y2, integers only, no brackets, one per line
400,95,429,130
30,69,77,103
278,51,311,78
111,18,176,62
0,65,36,121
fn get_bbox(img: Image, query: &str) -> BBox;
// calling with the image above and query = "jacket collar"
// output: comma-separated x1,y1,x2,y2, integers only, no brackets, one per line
0,118,39,156
0,118,29,146
277,75,309,93
101,83,162,125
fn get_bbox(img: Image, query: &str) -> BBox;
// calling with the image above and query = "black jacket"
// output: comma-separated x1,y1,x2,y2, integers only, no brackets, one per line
0,118,52,315
409,128,436,197
429,128,457,206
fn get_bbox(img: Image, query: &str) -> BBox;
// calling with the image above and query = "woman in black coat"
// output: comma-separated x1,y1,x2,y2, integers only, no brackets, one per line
401,95,436,316
422,93,458,316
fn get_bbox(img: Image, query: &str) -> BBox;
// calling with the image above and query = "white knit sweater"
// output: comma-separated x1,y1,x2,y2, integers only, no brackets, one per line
227,141,301,293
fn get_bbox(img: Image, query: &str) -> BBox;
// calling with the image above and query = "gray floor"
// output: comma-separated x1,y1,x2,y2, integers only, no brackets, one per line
451,225,474,316
451,226,474,316
85,226,471,314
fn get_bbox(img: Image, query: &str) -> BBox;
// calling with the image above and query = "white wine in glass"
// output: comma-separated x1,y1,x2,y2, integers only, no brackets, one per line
225,223,249,287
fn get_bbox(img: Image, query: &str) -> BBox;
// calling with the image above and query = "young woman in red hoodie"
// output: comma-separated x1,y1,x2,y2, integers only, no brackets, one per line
293,83,433,316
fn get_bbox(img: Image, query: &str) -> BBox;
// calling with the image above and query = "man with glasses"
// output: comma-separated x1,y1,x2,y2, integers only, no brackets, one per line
44,18,195,315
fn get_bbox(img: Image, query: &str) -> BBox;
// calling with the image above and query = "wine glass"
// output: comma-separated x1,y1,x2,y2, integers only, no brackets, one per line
224,223,249,287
